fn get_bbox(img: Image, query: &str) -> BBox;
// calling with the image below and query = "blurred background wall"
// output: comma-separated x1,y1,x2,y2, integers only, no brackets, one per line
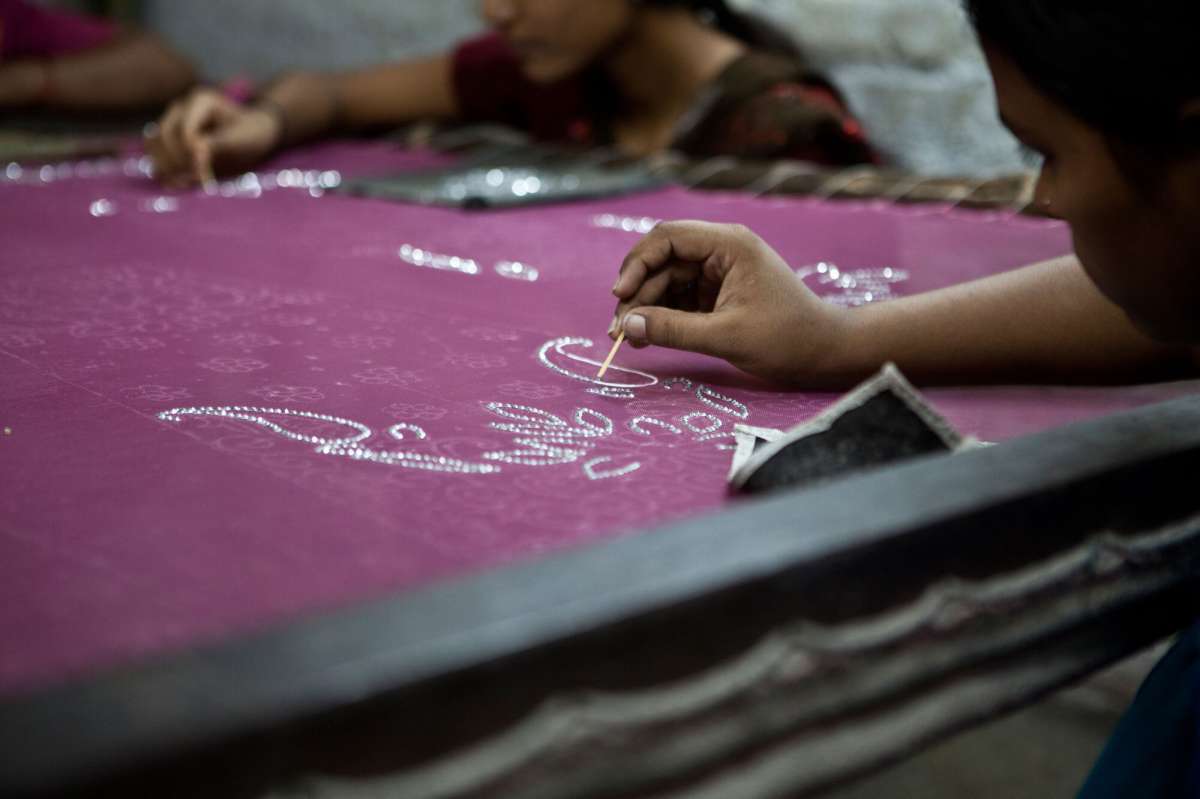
38,0,1026,176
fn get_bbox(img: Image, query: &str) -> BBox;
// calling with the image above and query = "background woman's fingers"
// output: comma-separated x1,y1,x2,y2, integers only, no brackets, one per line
149,104,192,184
156,101,184,152
162,100,191,159
181,91,220,146
181,94,225,180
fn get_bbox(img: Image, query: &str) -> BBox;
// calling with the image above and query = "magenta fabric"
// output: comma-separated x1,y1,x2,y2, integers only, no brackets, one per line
1,141,1197,696
0,0,117,61
453,34,599,147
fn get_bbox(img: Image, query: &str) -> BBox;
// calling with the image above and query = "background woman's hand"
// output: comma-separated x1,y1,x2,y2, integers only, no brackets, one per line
611,221,854,385
147,88,281,186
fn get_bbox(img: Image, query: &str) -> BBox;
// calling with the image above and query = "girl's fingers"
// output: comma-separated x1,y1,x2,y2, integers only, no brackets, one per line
613,220,747,299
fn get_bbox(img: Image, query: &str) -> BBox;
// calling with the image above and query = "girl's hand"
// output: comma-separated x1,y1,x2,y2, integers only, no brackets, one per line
147,88,281,187
611,221,854,385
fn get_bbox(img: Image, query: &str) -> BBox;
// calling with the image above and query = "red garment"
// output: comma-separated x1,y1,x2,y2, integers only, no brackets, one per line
452,34,602,148
0,0,117,62
452,33,875,165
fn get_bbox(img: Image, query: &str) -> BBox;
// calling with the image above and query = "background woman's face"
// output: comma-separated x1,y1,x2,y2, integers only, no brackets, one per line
481,0,635,83
986,47,1200,343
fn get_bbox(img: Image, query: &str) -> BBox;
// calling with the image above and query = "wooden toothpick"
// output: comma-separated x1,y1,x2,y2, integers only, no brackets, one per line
597,331,625,379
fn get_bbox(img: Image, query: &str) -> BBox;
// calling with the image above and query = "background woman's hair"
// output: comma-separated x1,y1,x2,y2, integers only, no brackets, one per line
640,0,804,59
963,0,1199,149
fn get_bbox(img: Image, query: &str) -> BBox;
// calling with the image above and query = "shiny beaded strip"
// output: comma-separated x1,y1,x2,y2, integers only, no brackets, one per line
587,387,636,399
399,244,480,275
494,261,540,282
482,403,617,467
583,456,642,481
159,406,498,474
695,386,750,420
591,214,660,234
794,262,910,307
629,417,683,437
682,412,723,435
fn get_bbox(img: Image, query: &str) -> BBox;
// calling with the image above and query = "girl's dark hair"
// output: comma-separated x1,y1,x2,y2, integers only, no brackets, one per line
641,0,803,59
963,1,1199,148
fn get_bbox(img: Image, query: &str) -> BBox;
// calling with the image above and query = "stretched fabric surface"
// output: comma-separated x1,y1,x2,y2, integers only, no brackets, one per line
1,142,1194,695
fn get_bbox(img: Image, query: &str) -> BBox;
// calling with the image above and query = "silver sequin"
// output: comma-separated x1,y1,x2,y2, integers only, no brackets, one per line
695,386,749,420
587,387,635,399
399,244,480,276
482,402,616,466
494,261,540,282
682,412,723,435
485,402,568,428
159,406,499,474
483,437,590,467
583,456,642,480
328,445,499,473
591,214,659,234
89,199,117,218
141,196,180,214
1,154,336,198
574,408,614,436
795,262,910,307
629,417,683,437
387,423,429,441
159,406,370,448
488,422,601,439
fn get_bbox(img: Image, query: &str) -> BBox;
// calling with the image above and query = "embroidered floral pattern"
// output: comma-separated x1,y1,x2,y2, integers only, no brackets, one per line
384,403,447,422
199,356,269,374
498,381,564,401
121,385,192,402
444,352,509,370
333,334,396,351
249,385,325,403
211,331,282,349
353,366,425,387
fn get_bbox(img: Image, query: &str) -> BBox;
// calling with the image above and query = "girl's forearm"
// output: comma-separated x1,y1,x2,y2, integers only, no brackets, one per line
828,256,1196,386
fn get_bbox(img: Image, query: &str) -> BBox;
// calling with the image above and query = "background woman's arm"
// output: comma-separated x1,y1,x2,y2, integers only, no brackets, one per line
0,31,195,110
255,54,458,148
